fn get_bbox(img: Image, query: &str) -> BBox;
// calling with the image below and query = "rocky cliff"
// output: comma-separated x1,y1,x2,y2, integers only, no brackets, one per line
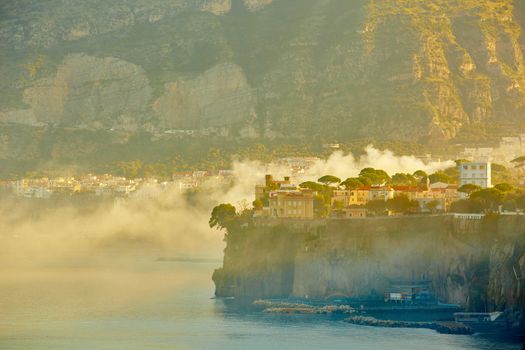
213,215,525,329
1,0,524,142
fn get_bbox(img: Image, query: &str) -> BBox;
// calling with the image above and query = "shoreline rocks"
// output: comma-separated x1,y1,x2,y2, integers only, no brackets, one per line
344,316,474,335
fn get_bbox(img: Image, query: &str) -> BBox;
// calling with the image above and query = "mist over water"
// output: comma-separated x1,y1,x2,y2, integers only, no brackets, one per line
0,146,453,271
5,147,517,350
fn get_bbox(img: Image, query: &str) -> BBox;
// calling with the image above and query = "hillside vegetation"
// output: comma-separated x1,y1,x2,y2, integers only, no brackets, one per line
0,0,524,171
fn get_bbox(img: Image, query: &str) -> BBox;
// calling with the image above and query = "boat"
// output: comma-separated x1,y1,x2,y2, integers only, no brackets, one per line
454,312,506,332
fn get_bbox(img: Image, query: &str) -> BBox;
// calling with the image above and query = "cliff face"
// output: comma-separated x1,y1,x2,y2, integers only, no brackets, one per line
213,215,525,328
1,0,524,142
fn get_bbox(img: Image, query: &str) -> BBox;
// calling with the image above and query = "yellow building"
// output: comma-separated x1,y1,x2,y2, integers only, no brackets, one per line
368,186,394,201
331,189,351,207
269,190,314,219
349,188,370,205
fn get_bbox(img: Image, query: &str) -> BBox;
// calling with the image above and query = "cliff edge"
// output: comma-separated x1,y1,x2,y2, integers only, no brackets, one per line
213,215,525,330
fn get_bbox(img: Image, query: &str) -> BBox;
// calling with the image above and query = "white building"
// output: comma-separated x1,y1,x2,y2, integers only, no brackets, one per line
459,162,492,190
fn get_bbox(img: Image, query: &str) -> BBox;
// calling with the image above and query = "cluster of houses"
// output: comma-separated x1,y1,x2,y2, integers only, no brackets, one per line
253,162,495,219
5,175,140,199
3,170,236,199
172,170,235,191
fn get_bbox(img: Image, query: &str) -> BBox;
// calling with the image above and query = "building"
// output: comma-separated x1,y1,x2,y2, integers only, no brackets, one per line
349,188,370,205
268,190,314,219
458,134,525,164
255,175,292,202
392,185,422,201
277,157,321,175
368,186,395,201
459,162,492,189
331,189,351,207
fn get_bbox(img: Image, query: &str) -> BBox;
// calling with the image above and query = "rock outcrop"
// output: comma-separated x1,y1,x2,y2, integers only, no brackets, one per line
213,215,525,330
0,0,524,142
154,62,254,129
22,54,152,127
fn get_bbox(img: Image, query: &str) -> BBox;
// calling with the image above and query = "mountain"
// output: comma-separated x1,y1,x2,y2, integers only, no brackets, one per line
0,0,524,170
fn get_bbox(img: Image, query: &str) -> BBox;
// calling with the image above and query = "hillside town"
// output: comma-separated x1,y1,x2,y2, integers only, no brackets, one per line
252,161,525,219
0,170,235,199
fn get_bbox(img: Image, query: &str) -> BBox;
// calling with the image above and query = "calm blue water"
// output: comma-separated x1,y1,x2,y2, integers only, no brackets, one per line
1,260,523,350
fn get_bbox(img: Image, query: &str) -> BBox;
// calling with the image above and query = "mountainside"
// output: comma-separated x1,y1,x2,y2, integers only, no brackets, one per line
1,0,525,165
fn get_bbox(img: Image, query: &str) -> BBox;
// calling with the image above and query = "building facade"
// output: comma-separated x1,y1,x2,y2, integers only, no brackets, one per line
268,190,314,219
459,162,492,189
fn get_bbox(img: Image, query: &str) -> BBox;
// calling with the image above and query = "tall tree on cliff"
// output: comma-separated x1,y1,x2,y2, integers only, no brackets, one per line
209,203,237,231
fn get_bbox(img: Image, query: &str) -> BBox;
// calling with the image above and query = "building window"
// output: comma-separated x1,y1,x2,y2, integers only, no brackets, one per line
463,165,468,170
479,165,485,170
471,165,477,170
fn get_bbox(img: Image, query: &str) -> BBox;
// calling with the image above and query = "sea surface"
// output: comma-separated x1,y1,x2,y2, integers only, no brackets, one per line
1,258,523,350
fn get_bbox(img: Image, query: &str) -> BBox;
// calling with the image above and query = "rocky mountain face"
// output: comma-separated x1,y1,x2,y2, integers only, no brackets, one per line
1,0,524,143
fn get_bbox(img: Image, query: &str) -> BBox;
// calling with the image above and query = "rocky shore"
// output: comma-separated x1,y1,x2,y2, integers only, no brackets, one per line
253,299,355,315
344,316,474,335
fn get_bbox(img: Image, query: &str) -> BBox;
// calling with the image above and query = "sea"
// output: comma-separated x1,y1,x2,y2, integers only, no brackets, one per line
1,258,523,350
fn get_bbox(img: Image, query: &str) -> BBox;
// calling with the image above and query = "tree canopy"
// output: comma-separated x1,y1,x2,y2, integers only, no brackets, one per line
340,177,364,190
317,175,341,186
366,199,387,215
391,173,417,185
359,168,391,185
413,170,428,179
494,183,514,193
299,181,325,192
386,195,418,213
209,203,237,230
458,183,481,194
469,188,505,211
428,171,453,184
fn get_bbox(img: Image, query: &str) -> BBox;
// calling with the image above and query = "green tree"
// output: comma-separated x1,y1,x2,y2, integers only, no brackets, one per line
413,170,428,180
386,195,416,213
314,194,330,218
357,176,372,186
317,175,341,186
332,200,344,210
494,183,514,193
426,200,440,213
458,183,481,196
252,199,263,210
299,181,325,192
359,168,391,185
366,199,387,216
516,194,525,210
470,188,505,211
391,173,416,185
450,199,483,213
428,171,452,184
209,203,237,231
340,177,363,190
